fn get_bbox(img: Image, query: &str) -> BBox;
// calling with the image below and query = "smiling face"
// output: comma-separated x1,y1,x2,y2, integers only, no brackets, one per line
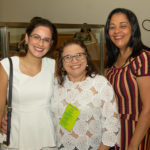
25,26,53,58
108,13,132,51
62,44,87,82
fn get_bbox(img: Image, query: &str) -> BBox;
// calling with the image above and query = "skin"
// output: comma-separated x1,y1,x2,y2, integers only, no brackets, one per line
0,43,113,150
108,13,132,67
0,64,8,132
109,13,150,150
1,43,113,149
62,44,87,82
20,26,53,77
62,44,110,150
0,26,53,132
128,76,150,150
98,142,110,150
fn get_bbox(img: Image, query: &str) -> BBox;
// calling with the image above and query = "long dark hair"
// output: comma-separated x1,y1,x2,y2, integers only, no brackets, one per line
57,39,98,85
105,8,150,68
19,16,57,56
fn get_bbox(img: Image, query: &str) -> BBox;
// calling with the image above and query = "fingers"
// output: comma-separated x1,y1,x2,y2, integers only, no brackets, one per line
0,115,7,134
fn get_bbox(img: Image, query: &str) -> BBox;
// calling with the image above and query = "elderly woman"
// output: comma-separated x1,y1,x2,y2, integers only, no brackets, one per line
51,40,120,150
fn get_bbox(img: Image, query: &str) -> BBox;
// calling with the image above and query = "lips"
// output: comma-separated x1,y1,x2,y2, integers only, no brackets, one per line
34,46,44,52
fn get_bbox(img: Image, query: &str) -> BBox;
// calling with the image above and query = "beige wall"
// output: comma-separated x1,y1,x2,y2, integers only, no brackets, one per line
0,0,150,46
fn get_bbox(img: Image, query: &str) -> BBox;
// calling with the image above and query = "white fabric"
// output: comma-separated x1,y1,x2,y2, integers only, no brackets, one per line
51,75,120,150
0,144,58,150
0,56,56,150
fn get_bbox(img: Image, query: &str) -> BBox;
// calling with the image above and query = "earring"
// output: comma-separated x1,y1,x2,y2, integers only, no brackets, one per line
86,64,89,71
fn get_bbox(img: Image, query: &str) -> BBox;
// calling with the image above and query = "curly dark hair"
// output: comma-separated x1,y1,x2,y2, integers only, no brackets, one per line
19,16,57,56
57,39,98,85
105,8,150,68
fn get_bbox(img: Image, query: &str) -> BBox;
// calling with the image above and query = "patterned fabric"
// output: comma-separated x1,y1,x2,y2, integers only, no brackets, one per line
51,75,120,150
106,50,150,150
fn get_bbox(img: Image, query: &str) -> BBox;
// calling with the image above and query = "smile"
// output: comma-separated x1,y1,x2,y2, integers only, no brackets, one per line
34,46,44,52
71,65,81,70
113,35,123,40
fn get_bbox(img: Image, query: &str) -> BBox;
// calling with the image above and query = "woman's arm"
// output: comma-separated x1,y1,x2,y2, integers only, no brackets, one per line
0,64,8,128
98,78,120,149
98,142,110,150
128,76,150,150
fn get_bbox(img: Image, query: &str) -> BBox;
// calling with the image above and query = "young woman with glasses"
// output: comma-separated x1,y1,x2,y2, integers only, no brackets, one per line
0,17,57,150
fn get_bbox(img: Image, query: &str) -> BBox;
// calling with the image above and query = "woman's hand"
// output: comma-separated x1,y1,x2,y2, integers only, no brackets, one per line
0,115,7,134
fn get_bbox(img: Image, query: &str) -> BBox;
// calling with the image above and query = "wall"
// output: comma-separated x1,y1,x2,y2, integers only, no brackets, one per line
0,0,150,46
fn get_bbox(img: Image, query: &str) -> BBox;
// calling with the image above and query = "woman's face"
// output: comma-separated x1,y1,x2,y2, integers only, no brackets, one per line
25,26,53,58
62,44,87,81
108,13,132,51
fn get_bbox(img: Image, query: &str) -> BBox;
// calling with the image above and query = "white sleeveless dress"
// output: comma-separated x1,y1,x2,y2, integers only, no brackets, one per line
0,56,56,150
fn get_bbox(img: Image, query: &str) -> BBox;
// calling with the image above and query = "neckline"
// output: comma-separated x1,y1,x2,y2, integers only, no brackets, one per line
18,56,43,78
65,75,89,85
112,57,135,69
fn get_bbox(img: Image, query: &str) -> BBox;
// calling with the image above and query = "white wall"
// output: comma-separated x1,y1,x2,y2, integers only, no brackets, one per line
0,0,150,46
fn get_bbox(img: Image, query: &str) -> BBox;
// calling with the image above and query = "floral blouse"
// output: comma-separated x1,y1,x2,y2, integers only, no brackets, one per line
51,75,120,150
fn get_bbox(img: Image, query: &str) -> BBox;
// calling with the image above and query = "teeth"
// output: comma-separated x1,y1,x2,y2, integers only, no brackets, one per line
114,36,123,39
71,65,80,69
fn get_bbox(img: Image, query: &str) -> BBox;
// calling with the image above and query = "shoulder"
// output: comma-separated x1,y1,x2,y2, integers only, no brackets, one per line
91,75,115,100
0,56,18,73
134,50,150,62
43,57,55,71
93,74,109,83
43,57,55,65
132,50,150,76
138,49,150,59
1,56,18,64
91,74,110,88
0,56,19,68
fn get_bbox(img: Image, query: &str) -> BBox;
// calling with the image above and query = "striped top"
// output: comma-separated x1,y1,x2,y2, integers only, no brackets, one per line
106,50,150,120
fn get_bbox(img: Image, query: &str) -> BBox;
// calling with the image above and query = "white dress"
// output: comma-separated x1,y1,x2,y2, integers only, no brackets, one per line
0,56,56,150
51,75,120,150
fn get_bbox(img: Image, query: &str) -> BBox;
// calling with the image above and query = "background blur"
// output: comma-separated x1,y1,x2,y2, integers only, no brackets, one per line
0,0,150,46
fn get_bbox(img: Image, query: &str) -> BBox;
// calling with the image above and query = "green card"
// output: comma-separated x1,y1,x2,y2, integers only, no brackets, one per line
59,103,80,132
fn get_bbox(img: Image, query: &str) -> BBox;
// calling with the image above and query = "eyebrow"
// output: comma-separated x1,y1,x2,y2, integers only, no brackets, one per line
110,21,128,25
31,33,51,39
63,52,84,56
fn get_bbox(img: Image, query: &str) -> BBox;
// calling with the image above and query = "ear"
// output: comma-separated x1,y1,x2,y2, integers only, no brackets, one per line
25,33,29,44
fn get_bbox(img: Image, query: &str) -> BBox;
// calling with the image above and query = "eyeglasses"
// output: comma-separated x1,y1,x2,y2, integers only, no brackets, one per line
30,34,51,44
63,53,86,63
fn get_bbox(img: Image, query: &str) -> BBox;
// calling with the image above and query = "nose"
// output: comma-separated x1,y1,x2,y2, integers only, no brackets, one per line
71,56,78,63
114,27,120,33
38,39,44,46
